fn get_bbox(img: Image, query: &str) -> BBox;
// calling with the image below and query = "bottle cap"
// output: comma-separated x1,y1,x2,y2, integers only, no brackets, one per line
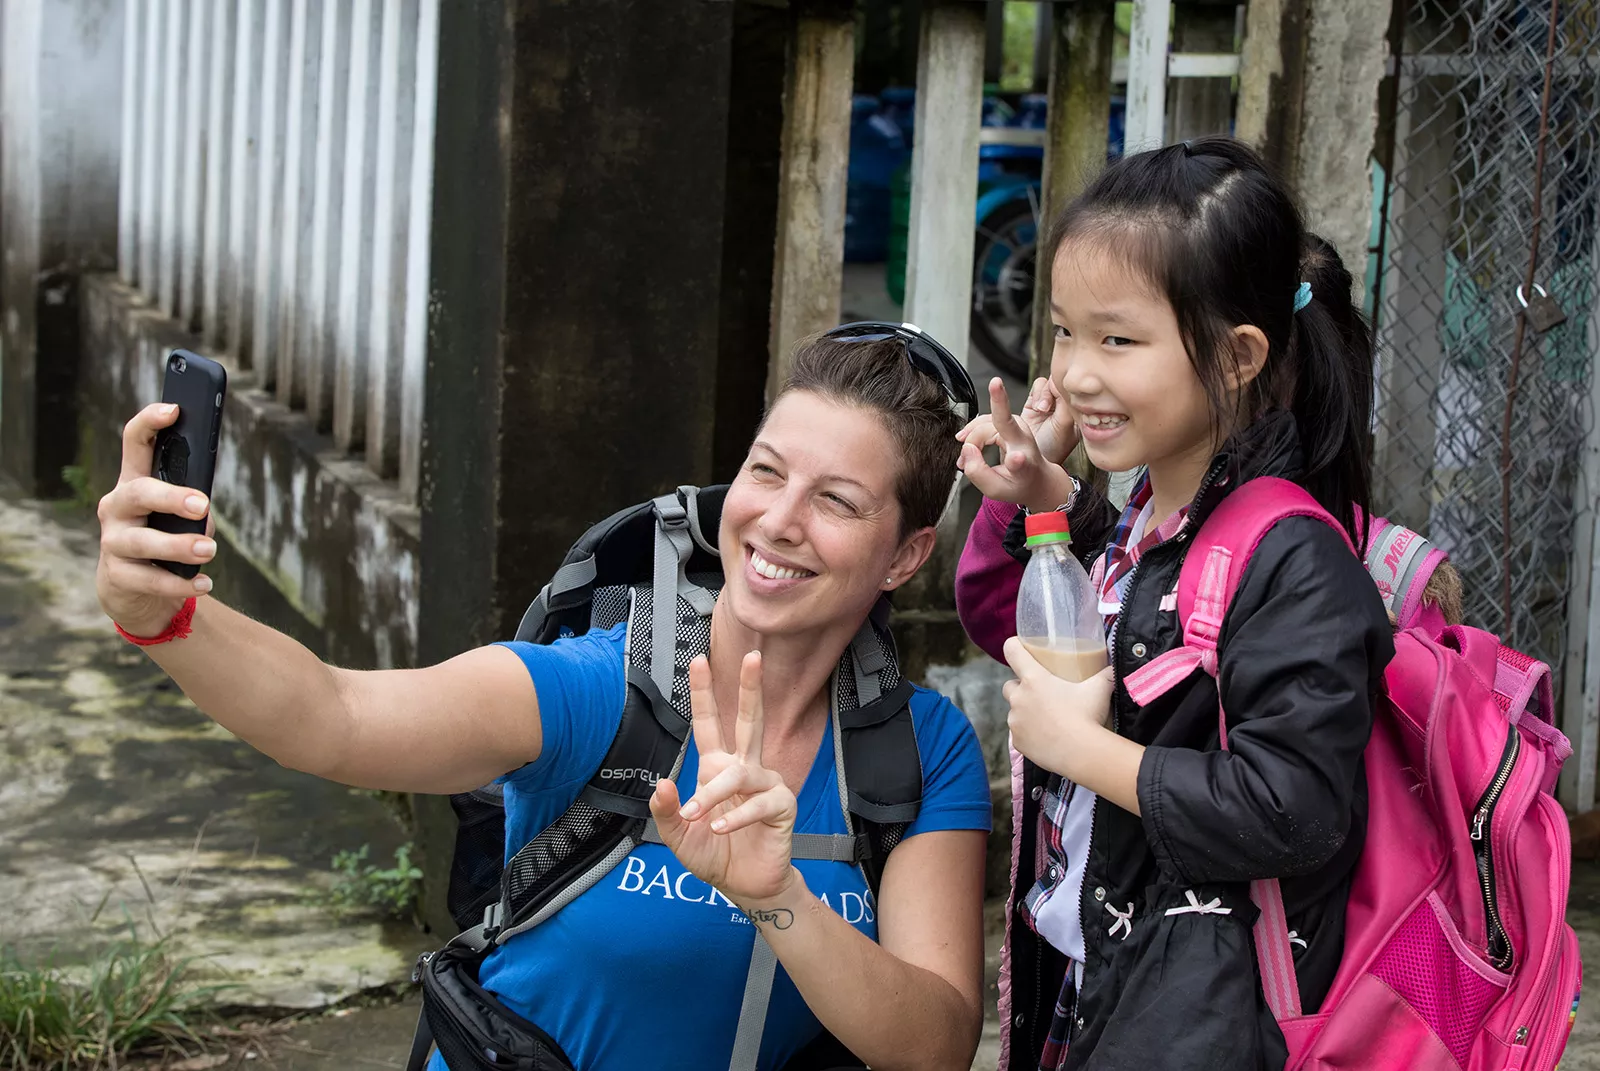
1024,511,1072,547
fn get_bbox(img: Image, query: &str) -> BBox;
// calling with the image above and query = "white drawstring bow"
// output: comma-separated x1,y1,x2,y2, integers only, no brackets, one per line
1163,889,1232,917
1105,901,1135,941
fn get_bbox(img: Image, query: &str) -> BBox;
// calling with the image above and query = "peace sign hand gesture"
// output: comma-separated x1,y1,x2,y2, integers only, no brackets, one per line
648,652,800,906
956,377,1078,513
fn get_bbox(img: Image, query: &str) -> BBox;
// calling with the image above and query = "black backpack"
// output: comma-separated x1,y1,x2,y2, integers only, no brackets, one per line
409,486,926,1071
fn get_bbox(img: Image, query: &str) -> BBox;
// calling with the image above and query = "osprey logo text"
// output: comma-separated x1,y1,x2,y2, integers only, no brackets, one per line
599,767,662,785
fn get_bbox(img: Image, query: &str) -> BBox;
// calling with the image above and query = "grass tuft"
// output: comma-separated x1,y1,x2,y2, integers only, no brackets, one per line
0,934,224,1070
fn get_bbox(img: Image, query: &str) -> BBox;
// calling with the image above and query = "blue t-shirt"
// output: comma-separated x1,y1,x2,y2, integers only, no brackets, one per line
431,624,991,1071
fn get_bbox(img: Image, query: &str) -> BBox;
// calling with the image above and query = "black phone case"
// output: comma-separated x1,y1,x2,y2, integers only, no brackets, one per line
150,349,227,579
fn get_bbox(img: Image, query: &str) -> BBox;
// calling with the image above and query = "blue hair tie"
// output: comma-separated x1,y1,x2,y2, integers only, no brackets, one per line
1293,281,1314,313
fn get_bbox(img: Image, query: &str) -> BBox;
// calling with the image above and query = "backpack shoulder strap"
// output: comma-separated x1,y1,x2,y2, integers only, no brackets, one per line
1125,477,1346,703
1122,476,1344,1026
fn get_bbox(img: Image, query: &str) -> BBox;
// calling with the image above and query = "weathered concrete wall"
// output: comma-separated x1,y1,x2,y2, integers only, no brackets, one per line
1,0,123,494
80,274,419,670
1238,0,1391,288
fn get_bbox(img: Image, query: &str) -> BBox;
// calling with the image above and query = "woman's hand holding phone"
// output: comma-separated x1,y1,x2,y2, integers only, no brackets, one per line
96,402,218,638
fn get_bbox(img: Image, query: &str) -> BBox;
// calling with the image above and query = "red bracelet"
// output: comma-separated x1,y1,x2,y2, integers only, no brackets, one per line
115,597,198,646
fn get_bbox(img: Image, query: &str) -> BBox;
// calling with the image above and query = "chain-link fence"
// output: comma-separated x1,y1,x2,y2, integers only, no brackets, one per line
1372,0,1600,691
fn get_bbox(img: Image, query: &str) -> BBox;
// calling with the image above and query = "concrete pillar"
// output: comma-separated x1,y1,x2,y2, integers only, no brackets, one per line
413,0,785,937
0,0,124,497
1238,0,1392,283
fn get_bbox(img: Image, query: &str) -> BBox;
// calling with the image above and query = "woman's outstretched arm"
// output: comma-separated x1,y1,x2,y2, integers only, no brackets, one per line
97,403,543,794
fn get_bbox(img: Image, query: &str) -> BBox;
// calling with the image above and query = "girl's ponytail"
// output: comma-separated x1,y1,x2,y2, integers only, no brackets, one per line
1290,236,1374,549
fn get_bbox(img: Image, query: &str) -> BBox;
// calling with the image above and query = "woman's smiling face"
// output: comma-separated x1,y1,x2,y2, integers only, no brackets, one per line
718,391,927,641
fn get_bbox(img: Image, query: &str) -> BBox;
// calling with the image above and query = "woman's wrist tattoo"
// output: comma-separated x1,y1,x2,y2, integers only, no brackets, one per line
746,907,794,930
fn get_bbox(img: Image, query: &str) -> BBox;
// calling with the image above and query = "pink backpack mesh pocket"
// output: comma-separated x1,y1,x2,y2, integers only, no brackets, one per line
1369,899,1507,1067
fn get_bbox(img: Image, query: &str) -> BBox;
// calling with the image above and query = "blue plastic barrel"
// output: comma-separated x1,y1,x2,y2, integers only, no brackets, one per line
845,95,909,263
879,86,917,148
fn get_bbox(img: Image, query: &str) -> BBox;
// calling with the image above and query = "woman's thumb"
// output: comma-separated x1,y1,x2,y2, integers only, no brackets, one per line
649,779,686,845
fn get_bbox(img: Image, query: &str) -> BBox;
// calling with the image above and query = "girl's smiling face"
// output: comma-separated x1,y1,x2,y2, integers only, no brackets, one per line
1049,241,1222,512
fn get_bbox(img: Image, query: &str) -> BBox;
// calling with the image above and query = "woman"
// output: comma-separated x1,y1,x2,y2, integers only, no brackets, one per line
94,325,993,1071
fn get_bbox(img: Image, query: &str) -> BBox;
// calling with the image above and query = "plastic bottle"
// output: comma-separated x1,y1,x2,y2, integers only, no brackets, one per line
1016,512,1107,682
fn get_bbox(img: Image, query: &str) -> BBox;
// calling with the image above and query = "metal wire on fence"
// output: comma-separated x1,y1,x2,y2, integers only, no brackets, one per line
1373,0,1600,686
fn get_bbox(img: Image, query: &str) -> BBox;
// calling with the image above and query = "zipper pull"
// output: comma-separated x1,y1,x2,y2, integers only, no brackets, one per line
1471,808,1488,841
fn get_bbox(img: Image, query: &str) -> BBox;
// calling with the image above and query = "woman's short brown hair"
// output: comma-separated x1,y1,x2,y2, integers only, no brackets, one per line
771,333,964,535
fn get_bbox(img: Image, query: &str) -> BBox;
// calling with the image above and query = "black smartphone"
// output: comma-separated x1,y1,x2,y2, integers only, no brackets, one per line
150,349,227,579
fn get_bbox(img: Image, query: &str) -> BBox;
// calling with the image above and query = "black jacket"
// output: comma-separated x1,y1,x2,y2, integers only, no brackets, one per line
974,413,1394,1070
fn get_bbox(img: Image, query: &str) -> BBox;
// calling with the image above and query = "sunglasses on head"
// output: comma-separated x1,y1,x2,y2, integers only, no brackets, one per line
823,321,979,412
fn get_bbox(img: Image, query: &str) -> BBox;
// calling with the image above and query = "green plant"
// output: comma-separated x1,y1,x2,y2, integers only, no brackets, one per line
59,466,95,511
322,843,423,922
0,935,219,1070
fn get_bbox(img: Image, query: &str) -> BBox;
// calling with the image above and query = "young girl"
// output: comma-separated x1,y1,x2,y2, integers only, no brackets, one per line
955,137,1395,1070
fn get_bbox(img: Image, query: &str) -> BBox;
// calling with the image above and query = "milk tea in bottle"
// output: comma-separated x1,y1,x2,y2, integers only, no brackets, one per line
1017,511,1107,681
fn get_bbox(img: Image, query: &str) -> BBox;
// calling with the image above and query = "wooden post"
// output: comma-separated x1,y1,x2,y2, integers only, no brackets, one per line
1029,0,1115,382
764,0,853,398
416,0,768,934
904,0,985,360
1168,3,1237,144
1124,0,1171,152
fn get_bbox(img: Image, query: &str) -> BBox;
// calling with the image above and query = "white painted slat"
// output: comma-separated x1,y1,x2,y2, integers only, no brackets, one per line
275,0,320,407
250,0,292,387
158,0,184,314
137,0,163,292
904,2,985,360
1560,225,1600,813
1124,0,1171,152
365,0,420,478
118,0,143,282
177,0,207,329
305,0,352,431
201,0,236,346
399,0,440,500
1168,53,1240,79
227,0,265,363
334,0,382,452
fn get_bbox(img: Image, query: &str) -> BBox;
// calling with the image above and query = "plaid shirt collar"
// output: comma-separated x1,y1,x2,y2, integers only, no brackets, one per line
1090,472,1190,627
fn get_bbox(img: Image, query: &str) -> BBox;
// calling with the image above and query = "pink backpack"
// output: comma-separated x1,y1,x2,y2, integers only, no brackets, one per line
1124,477,1582,1071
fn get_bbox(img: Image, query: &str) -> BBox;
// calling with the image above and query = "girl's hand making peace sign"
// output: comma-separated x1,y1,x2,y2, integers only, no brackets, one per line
648,652,800,906
956,376,1079,513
